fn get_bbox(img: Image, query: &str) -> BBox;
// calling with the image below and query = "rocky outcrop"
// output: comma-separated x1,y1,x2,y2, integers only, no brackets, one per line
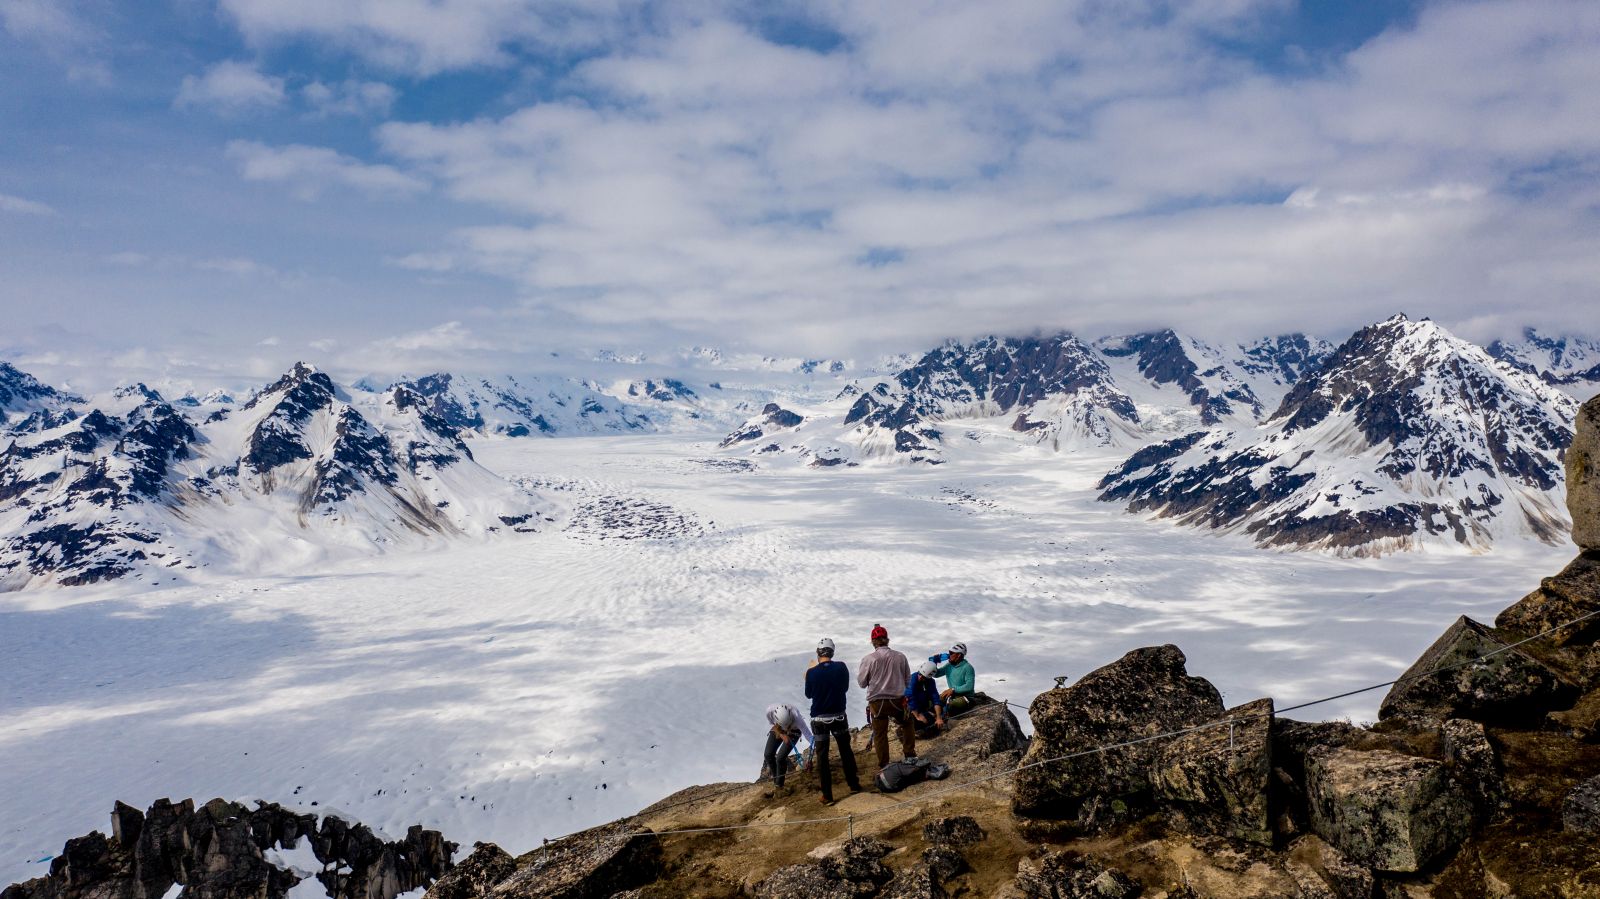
1305,748,1472,873
2,800,452,899
754,838,894,899
490,822,658,899
1377,616,1577,725
1013,645,1223,825
1495,552,1600,690
1152,698,1274,845
1001,852,1141,899
1439,719,1504,819
422,844,514,899
1570,395,1599,550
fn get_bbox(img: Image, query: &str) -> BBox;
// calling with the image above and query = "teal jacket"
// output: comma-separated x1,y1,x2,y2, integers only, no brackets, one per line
930,655,975,695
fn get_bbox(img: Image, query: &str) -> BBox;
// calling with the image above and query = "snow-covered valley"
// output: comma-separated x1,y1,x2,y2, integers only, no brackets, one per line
0,432,1576,888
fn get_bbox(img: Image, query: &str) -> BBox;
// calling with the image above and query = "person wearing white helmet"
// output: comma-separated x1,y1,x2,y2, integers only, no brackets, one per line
929,642,977,714
905,659,948,737
763,701,813,791
804,637,861,804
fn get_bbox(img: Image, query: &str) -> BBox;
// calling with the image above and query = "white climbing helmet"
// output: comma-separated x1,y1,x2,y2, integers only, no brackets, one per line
949,642,967,657
817,637,835,655
918,660,937,678
774,705,795,729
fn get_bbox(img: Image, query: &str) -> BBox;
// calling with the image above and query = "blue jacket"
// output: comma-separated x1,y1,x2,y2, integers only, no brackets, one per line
905,672,946,716
805,659,850,718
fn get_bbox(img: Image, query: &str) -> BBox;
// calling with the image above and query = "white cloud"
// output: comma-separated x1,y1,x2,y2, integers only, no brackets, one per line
0,193,57,216
387,252,456,272
175,60,286,112
226,140,428,200
302,79,398,117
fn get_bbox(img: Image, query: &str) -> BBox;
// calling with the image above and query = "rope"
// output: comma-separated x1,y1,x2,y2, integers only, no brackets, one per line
599,606,1600,843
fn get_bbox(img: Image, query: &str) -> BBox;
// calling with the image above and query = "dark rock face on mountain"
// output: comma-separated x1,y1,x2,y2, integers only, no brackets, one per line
1100,329,1264,423
1237,334,1331,387
627,379,695,403
1487,327,1600,392
2,800,452,899
0,362,82,434
392,373,649,438
1097,315,1579,553
720,403,804,448
1012,644,1223,824
843,334,1138,459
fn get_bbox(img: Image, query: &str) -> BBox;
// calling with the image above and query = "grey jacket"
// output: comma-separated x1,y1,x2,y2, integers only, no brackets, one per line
857,646,911,702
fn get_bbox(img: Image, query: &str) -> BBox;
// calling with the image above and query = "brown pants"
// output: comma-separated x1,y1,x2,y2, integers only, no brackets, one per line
868,697,916,769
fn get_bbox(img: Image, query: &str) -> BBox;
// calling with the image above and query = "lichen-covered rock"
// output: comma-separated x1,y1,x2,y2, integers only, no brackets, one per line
1496,552,1600,690
1377,616,1576,725
751,864,865,899
493,822,659,899
423,842,515,899
1013,645,1223,824
819,838,894,888
753,839,891,899
1562,774,1600,833
1284,835,1373,899
1306,747,1472,873
879,848,966,899
921,816,985,848
1153,697,1274,845
1005,852,1141,899
1439,719,1504,818
1569,395,1600,551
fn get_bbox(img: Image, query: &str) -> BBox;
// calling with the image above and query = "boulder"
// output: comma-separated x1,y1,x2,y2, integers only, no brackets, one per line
1305,747,1472,873
134,799,195,888
920,816,984,848
492,822,659,899
1439,719,1504,818
752,839,892,899
878,847,965,899
1152,697,1274,845
1377,616,1576,725
1495,552,1600,689
1270,720,1361,836
1004,852,1141,899
1570,394,1600,551
1562,774,1600,833
423,843,516,899
1012,645,1223,824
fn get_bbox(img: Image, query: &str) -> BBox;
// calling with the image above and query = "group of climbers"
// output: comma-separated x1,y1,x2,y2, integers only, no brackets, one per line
764,624,977,805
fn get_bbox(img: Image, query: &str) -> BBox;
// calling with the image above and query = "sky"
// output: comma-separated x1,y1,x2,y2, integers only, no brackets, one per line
1,0,1598,383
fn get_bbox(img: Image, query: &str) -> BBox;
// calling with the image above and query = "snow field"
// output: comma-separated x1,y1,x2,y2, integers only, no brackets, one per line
0,433,1574,887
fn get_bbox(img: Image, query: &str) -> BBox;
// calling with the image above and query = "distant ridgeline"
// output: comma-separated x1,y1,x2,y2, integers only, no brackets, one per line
1,317,1594,588
10,394,1600,897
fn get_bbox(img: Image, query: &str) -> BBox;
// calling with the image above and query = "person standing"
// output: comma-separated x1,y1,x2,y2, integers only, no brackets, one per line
804,637,861,805
763,702,812,791
857,623,914,773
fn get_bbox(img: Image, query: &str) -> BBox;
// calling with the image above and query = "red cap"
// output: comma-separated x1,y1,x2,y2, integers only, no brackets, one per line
870,625,889,640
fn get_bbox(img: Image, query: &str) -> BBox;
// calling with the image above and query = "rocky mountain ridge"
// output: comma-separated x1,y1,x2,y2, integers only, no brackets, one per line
1098,315,1580,554
0,363,547,590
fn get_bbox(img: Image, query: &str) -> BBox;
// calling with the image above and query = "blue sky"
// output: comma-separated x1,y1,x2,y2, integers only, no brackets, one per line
2,0,1597,383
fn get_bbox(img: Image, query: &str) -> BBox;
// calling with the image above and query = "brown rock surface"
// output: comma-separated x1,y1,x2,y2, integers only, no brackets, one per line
1570,394,1600,551
1377,615,1577,725
1306,747,1472,873
492,822,659,899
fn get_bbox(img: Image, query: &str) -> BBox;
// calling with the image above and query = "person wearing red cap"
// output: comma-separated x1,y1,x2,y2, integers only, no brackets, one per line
857,623,914,773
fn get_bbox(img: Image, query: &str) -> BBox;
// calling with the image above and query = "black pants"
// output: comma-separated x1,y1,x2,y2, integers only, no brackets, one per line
811,716,860,802
763,730,798,787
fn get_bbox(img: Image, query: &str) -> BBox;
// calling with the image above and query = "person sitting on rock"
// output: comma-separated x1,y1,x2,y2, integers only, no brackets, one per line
929,642,976,714
858,624,915,773
906,660,948,738
804,637,862,805
763,702,812,791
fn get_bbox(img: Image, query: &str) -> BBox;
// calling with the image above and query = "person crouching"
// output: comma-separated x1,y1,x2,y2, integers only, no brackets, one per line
763,702,812,792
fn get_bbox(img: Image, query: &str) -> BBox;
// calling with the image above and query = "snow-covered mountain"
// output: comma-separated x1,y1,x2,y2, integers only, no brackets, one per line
389,372,652,437
0,362,83,435
1097,315,1578,554
0,363,547,590
718,331,1335,464
1487,328,1600,399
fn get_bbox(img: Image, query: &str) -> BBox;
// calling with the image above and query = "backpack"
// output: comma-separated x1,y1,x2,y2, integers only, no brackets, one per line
874,757,931,793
